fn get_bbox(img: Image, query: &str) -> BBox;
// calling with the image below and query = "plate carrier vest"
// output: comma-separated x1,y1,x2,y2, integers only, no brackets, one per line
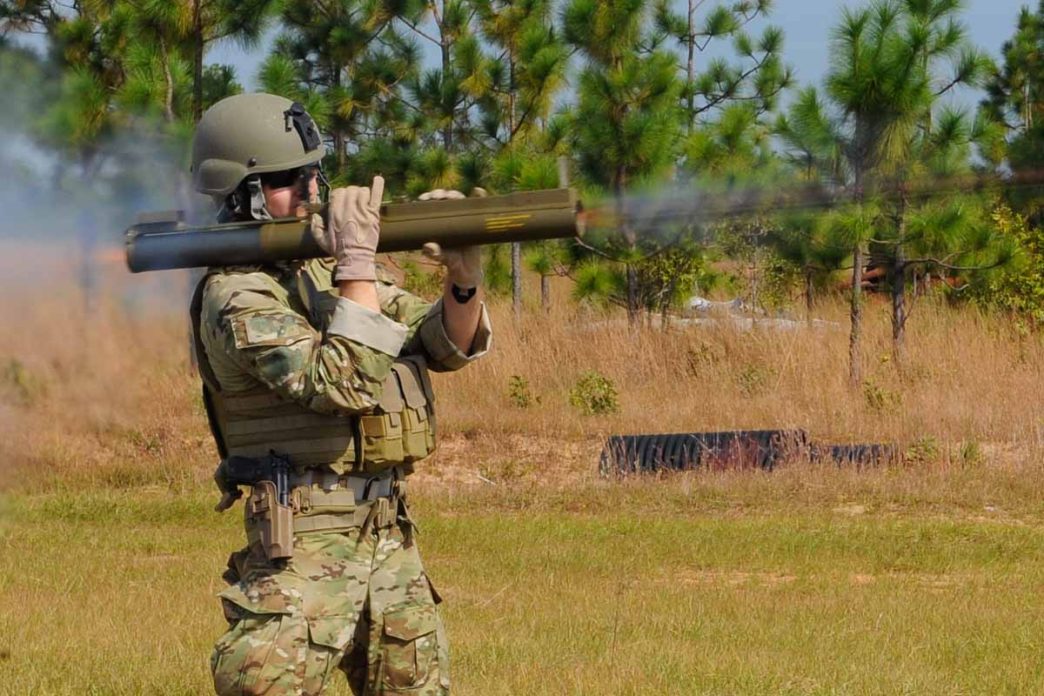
189,265,437,475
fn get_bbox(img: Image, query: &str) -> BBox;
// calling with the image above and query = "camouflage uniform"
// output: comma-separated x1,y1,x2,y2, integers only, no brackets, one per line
198,258,490,695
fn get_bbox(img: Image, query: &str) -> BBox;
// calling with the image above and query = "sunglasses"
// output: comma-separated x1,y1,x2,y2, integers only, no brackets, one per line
260,166,319,190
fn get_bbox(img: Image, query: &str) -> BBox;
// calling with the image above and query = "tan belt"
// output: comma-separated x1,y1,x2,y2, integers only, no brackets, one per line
291,500,398,534
290,467,397,503
287,467,405,535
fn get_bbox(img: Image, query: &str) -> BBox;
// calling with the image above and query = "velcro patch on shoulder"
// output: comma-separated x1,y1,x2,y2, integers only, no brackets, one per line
232,312,313,349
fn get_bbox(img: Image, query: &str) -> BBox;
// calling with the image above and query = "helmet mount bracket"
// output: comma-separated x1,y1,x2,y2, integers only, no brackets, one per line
284,102,321,153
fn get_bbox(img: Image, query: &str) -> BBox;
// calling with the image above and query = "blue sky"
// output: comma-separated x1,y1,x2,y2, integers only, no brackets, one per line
210,0,1028,109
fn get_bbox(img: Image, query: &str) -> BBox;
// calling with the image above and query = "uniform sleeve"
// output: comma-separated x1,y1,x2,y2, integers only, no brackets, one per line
202,273,405,415
377,282,493,372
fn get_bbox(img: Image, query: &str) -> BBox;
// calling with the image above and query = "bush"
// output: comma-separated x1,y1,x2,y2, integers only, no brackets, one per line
507,375,537,409
685,341,723,376
400,259,443,299
955,440,984,467
568,371,619,415
1,358,46,407
905,436,941,464
736,364,774,397
974,205,1044,327
863,379,902,413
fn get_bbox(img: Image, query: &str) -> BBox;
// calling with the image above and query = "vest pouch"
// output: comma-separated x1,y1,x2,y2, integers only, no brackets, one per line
395,356,437,458
360,357,436,472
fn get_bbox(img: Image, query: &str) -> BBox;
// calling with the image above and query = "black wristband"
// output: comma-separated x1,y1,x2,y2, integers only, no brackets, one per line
450,284,477,304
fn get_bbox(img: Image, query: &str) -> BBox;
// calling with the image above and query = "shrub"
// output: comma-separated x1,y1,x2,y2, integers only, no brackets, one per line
956,440,984,467
863,379,902,413
905,436,941,464
507,375,537,409
400,259,443,299
974,205,1044,327
568,371,619,415
1,358,46,407
736,364,774,398
685,341,722,376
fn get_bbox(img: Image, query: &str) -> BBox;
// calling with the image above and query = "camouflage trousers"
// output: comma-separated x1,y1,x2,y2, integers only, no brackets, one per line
211,499,449,695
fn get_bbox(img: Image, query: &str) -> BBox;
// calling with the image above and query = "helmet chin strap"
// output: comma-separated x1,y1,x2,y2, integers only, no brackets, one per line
246,176,273,221
316,165,331,204
219,175,273,222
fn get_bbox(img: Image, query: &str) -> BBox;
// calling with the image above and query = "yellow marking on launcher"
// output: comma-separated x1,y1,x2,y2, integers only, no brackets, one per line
485,213,532,232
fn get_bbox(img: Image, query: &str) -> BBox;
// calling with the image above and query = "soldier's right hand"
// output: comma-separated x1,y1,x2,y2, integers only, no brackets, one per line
310,175,385,282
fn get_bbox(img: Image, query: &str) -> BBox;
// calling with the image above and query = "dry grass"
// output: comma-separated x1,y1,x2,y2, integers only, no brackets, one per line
2,258,1043,491
441,278,1044,448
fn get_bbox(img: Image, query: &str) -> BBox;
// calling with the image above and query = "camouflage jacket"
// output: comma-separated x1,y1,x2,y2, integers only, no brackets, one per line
197,258,492,417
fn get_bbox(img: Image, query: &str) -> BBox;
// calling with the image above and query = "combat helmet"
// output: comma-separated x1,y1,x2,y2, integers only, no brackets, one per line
191,93,326,220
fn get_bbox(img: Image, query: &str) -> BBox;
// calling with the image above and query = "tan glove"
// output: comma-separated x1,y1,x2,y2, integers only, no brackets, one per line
419,187,484,288
310,176,385,282
422,242,483,288
418,188,467,201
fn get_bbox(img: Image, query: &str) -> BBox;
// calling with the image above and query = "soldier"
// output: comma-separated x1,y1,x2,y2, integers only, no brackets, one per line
189,93,490,695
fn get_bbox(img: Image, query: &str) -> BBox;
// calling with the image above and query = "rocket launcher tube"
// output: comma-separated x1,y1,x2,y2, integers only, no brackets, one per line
125,187,583,273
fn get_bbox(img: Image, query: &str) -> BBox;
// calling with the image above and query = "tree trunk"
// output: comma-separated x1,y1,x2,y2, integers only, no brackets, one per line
660,279,675,332
192,0,204,122
507,59,516,137
335,132,346,174
160,37,175,123
79,150,97,315
507,53,521,317
686,0,696,132
891,187,909,367
749,249,760,323
511,242,522,320
848,170,867,388
890,252,906,367
333,68,345,174
625,265,639,326
614,167,639,326
440,23,453,151
849,244,864,387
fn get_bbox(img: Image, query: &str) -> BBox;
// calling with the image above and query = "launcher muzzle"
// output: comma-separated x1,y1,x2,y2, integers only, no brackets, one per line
125,187,583,273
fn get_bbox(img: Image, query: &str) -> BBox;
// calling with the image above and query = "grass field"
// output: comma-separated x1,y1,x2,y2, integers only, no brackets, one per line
2,270,1044,694
3,464,1044,695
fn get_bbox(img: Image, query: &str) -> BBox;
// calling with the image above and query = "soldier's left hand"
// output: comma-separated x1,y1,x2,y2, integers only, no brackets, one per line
419,187,486,287
422,243,483,288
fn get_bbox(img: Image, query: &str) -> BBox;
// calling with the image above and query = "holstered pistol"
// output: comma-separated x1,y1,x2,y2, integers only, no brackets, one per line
247,480,294,562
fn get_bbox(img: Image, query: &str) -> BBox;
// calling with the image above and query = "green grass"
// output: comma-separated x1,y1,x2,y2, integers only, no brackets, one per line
2,468,1044,695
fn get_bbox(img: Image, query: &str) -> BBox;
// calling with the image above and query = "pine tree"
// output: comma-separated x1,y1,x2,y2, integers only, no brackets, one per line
982,1,1044,223
563,0,683,326
398,0,489,153
472,0,568,318
653,0,791,131
265,0,419,179
185,0,277,121
777,0,996,375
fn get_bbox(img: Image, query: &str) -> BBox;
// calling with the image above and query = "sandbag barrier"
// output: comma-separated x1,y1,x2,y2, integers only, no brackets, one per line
599,430,899,476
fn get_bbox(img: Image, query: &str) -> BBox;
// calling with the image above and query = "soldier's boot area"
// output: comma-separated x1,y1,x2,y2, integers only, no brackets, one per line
210,503,449,696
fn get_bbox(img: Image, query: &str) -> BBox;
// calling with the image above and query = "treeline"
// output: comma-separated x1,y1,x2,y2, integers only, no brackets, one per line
3,0,1044,382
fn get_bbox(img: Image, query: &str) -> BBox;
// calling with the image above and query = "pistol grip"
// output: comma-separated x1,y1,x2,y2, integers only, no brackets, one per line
215,488,242,513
